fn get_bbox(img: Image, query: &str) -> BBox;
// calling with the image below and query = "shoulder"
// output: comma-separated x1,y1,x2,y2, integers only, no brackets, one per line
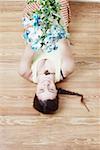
61,57,75,78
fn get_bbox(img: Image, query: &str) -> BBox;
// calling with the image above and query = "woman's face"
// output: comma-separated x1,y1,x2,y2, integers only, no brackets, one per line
36,74,57,101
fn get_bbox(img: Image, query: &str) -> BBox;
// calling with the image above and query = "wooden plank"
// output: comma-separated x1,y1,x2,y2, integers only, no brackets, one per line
0,1,100,150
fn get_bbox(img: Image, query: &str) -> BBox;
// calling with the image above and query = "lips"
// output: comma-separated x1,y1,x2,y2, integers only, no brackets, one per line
44,70,50,75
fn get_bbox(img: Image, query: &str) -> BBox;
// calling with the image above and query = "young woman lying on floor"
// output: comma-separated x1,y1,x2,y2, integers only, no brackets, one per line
19,0,89,114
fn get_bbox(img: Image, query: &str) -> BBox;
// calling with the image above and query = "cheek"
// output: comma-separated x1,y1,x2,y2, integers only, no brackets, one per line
50,83,56,89
36,85,42,94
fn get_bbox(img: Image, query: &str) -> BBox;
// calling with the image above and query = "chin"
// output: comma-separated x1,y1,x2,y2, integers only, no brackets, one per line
41,74,53,81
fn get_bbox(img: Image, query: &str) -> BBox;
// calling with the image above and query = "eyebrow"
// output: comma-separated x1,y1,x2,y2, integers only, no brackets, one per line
49,89,56,93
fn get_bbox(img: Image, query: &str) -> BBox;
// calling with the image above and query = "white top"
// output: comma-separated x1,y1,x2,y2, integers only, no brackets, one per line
31,47,63,83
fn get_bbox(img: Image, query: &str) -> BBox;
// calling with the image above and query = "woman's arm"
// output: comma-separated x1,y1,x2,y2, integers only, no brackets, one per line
58,39,75,78
18,45,35,82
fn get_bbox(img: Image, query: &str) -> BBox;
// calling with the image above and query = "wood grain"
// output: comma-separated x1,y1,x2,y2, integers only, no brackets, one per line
0,1,100,150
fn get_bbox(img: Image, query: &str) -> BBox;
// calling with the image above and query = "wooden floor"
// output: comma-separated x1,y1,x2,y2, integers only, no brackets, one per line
0,1,100,150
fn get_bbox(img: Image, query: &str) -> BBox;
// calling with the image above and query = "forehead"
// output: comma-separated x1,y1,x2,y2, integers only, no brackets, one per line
37,91,57,101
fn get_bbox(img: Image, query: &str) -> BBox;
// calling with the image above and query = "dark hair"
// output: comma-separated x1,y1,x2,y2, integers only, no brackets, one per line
33,94,59,114
33,88,89,114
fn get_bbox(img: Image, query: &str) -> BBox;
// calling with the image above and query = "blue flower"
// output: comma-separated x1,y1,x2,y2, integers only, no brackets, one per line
31,39,42,52
32,14,41,27
22,17,31,27
23,31,28,40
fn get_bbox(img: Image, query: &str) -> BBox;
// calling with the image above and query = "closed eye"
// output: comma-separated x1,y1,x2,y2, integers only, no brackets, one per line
39,89,44,93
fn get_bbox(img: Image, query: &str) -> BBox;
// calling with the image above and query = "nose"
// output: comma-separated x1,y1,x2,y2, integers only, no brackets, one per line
43,82,49,90
43,83,48,89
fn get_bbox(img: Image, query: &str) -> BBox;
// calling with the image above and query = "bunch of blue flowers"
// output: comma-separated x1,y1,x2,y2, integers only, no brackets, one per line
24,0,70,52
27,0,61,41
44,23,70,52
